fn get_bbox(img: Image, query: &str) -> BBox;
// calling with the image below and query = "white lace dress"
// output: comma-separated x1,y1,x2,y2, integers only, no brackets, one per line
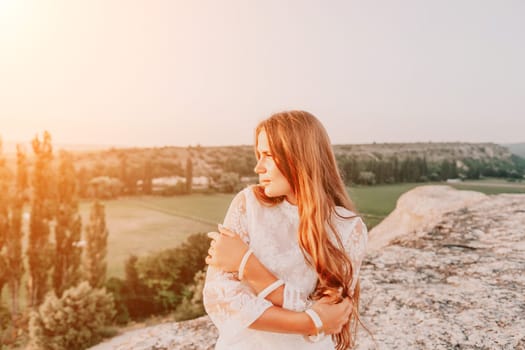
203,186,368,350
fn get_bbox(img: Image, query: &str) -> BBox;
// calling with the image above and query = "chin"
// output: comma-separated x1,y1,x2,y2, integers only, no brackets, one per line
264,186,286,198
264,186,279,198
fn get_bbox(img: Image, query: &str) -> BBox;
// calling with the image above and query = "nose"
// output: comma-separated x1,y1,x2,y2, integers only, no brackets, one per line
254,158,265,174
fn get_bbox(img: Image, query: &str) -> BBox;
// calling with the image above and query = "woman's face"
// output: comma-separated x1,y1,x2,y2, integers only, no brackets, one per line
255,130,296,204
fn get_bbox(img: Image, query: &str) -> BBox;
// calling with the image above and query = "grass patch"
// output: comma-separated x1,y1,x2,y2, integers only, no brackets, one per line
78,199,218,278
447,183,525,194
348,183,435,228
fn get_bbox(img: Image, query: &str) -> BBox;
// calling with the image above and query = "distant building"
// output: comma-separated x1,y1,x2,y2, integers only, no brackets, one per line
240,176,258,185
151,176,186,187
192,176,209,189
149,176,209,190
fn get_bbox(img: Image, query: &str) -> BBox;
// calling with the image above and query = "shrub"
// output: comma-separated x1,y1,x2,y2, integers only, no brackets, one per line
106,233,211,323
104,277,131,325
136,233,210,314
28,282,116,350
0,304,10,331
172,269,206,321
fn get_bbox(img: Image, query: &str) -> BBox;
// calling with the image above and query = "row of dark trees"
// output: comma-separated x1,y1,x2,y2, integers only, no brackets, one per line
53,143,525,199
107,152,524,196
0,132,109,347
337,155,524,186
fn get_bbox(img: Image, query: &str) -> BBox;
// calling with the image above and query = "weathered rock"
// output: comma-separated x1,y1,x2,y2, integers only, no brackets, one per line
89,316,218,350
89,187,525,350
355,192,525,349
368,185,487,252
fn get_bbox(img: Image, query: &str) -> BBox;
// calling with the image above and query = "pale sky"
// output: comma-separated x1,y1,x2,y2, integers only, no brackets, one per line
0,0,524,147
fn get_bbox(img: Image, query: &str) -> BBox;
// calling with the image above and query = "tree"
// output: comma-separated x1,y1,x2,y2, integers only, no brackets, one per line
142,160,153,194
27,131,55,308
185,155,193,194
172,269,206,321
358,171,376,185
0,139,10,300
6,145,29,319
216,172,241,193
121,255,159,319
88,176,123,199
119,152,136,194
136,233,210,312
83,201,109,289
53,151,82,297
77,166,90,198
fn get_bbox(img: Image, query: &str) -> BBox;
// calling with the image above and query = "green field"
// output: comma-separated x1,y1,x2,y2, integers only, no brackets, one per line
87,180,525,278
77,197,227,278
348,183,426,228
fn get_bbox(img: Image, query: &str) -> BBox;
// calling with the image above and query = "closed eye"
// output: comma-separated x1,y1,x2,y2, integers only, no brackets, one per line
256,149,273,161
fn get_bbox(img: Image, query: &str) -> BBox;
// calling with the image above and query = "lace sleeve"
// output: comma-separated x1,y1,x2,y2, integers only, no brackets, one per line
203,190,273,341
282,283,313,311
344,217,368,294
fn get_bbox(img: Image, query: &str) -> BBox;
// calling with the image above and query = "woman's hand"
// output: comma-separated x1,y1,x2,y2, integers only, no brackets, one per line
310,297,353,335
205,225,249,273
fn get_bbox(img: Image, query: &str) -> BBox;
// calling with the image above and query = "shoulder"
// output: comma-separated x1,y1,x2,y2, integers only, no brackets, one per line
333,206,360,226
228,186,257,213
333,207,368,242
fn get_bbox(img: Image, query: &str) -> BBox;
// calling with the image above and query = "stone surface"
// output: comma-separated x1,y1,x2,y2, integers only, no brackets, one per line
89,316,218,350
367,185,487,252
89,186,525,350
355,192,525,349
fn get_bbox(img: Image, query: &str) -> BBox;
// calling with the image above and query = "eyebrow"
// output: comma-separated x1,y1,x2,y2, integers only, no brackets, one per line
257,148,270,154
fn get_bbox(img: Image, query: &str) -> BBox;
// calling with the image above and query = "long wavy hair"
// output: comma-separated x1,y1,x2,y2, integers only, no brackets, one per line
252,110,368,349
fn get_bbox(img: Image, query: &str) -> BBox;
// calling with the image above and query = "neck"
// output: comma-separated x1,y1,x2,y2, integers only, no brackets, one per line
286,194,297,206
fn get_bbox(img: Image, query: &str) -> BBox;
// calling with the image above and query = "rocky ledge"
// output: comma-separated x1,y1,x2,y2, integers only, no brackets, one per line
90,186,525,350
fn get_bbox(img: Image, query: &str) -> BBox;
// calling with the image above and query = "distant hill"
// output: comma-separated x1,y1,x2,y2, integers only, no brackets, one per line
500,143,525,158
3,141,519,175
2,142,522,192
68,142,519,177
333,142,514,163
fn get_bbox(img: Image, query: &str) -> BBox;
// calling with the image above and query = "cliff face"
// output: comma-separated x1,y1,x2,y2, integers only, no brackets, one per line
90,186,525,350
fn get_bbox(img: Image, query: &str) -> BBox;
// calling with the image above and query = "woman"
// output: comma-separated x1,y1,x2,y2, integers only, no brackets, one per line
203,110,368,350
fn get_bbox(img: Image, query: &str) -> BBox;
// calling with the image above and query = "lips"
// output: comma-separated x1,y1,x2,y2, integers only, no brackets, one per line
260,179,271,185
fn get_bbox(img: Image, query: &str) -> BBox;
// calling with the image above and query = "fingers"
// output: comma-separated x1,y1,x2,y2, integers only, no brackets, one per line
318,296,335,304
339,297,351,316
218,224,236,237
207,231,220,240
